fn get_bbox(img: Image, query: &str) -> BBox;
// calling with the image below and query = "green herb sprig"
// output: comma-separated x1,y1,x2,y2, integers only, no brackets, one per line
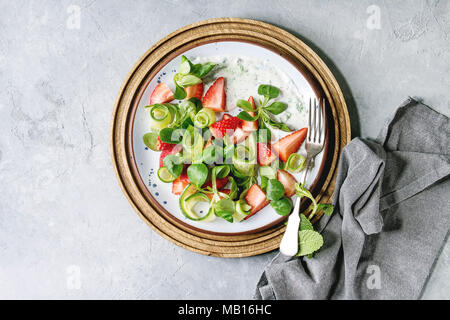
291,184,335,257
173,55,216,100
235,84,291,142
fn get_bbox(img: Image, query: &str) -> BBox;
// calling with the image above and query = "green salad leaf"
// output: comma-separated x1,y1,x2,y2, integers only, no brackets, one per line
227,176,238,200
179,56,193,74
159,127,183,144
142,132,159,151
178,74,202,87
266,179,285,201
213,198,235,223
263,117,291,132
173,81,187,100
264,101,287,115
258,84,279,99
236,99,254,112
163,155,183,178
295,183,335,219
316,203,334,216
260,176,268,191
173,56,215,95
237,111,259,122
270,196,293,216
190,62,215,78
187,163,209,189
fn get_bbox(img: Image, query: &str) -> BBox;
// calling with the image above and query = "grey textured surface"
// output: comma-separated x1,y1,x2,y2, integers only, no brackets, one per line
0,0,448,299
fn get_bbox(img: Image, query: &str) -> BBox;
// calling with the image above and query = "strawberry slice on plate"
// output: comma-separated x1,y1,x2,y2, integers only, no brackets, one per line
277,169,297,197
244,184,270,219
272,128,307,162
202,77,226,112
202,177,229,190
257,142,277,166
159,143,182,167
242,96,258,132
150,83,174,105
209,115,241,139
156,136,173,151
185,83,203,100
203,136,214,149
172,168,190,195
229,127,250,144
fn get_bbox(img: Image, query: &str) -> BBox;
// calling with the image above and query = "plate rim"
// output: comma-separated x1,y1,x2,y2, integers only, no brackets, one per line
110,18,351,257
128,39,331,236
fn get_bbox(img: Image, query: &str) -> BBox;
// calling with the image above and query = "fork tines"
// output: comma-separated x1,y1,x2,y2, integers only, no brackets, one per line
308,98,325,144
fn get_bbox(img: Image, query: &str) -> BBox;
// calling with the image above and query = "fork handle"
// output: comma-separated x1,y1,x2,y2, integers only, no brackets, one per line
279,166,309,256
279,197,302,256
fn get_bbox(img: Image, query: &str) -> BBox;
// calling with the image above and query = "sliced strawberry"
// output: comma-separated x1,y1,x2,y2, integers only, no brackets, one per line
244,185,270,219
202,177,229,190
209,116,241,139
159,144,182,167
201,77,226,112
185,83,203,100
229,127,250,144
257,142,277,166
204,136,214,149
172,167,189,195
150,83,174,105
222,114,232,121
242,96,258,132
272,128,308,162
172,177,189,195
156,136,173,151
277,169,297,197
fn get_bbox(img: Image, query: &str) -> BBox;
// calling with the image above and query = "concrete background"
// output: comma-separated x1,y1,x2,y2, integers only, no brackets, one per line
0,0,448,299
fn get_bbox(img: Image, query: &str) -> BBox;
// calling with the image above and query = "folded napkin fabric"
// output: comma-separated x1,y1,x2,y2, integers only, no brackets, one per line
255,98,450,300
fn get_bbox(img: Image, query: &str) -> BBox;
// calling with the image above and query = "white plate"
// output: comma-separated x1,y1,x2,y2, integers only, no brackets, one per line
132,41,324,234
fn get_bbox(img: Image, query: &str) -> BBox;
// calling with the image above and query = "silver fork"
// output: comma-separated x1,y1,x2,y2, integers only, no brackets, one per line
279,97,326,256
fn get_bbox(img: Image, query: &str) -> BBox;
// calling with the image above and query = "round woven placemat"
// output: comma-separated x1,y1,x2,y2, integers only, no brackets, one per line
110,18,350,257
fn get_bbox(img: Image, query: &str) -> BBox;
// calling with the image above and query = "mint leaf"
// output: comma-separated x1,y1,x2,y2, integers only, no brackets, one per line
299,214,314,231
316,203,334,216
296,230,324,256
295,183,317,210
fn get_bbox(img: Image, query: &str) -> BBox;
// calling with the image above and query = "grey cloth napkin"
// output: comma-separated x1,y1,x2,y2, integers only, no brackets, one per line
255,98,450,300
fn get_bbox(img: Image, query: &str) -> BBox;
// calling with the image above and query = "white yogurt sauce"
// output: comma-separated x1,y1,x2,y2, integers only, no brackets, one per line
192,55,308,133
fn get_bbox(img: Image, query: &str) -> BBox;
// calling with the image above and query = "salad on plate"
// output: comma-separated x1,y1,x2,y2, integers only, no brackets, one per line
142,55,333,256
